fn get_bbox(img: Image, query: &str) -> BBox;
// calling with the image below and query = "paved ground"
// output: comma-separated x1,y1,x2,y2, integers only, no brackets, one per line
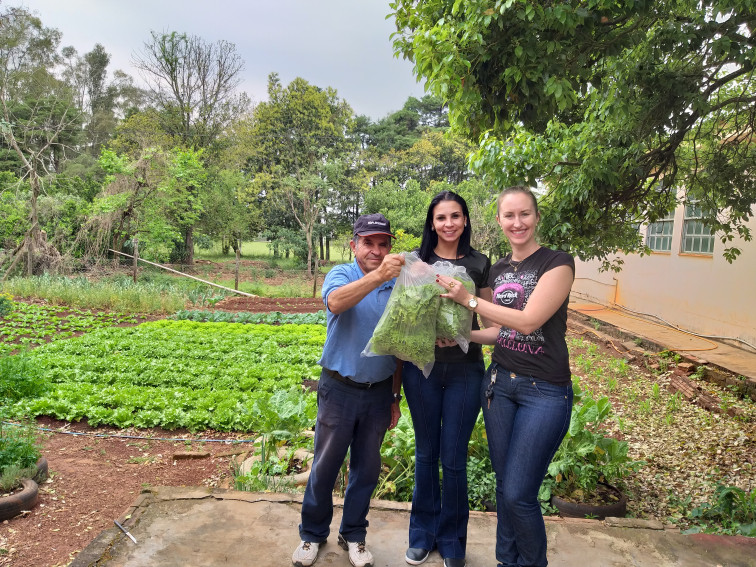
569,301,756,381
71,301,756,567
72,489,755,567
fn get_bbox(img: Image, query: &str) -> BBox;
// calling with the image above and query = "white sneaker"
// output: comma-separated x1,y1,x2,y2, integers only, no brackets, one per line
338,534,374,567
292,540,320,567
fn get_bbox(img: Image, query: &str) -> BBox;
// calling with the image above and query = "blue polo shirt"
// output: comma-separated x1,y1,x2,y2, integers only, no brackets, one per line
318,260,396,383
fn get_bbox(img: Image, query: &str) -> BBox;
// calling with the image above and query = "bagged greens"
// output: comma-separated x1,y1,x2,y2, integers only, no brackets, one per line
362,253,475,376
434,260,475,353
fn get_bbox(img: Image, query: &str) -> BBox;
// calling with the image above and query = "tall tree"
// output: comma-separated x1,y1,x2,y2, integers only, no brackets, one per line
133,31,248,151
392,0,756,267
132,31,249,263
91,146,205,262
242,74,356,275
62,43,144,156
0,6,82,275
364,94,449,154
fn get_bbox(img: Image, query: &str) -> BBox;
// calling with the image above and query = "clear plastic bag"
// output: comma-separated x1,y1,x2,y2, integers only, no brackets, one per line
362,253,440,374
433,260,475,353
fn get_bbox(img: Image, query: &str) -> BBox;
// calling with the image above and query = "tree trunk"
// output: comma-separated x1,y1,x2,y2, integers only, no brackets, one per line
305,232,313,278
235,239,240,290
319,234,324,261
183,226,194,265
326,235,331,261
132,238,139,283
26,173,41,276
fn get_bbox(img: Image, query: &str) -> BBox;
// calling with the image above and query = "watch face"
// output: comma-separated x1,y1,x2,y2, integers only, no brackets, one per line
469,297,478,308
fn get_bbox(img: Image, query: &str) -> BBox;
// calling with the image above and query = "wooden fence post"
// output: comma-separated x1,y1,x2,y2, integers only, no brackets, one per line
132,238,139,283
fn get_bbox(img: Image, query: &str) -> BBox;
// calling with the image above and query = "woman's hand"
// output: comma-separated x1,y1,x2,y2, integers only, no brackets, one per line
436,275,472,305
435,337,458,348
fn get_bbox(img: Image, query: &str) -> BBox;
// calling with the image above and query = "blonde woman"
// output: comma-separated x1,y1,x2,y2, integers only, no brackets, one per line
437,186,574,567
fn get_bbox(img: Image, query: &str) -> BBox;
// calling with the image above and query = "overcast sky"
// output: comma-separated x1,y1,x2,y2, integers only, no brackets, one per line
14,0,427,120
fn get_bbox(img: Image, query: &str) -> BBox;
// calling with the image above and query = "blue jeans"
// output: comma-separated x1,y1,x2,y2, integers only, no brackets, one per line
403,360,484,559
481,362,573,567
299,370,393,543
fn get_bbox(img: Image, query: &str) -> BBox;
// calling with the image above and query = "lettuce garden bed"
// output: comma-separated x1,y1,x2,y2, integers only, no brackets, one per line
6,320,324,432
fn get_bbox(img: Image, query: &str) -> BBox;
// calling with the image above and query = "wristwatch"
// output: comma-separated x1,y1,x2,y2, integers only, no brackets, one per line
393,392,402,403
467,296,478,311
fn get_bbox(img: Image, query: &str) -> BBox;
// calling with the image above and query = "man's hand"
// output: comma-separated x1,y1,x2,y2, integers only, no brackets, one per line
373,253,405,283
389,400,401,430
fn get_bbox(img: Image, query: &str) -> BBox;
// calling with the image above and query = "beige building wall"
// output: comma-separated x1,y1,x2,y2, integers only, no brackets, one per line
572,204,756,348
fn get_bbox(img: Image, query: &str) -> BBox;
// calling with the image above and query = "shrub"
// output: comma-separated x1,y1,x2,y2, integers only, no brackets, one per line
685,484,756,537
0,292,12,319
539,381,645,506
0,419,41,478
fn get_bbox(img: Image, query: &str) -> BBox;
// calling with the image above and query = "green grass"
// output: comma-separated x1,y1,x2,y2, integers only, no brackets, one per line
2,274,188,314
194,240,351,265
214,277,314,298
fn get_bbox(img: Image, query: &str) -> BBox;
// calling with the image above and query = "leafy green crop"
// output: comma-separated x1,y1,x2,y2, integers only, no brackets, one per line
0,301,144,355
170,309,326,326
369,283,440,369
7,320,325,432
435,280,475,341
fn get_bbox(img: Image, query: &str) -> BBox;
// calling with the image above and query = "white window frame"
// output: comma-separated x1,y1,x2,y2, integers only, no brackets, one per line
646,213,674,252
681,203,714,255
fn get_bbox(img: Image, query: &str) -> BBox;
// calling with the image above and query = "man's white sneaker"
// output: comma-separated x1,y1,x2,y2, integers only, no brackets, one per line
338,534,374,567
292,540,320,567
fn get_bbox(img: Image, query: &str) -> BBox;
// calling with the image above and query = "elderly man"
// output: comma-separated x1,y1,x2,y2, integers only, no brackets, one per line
293,213,405,567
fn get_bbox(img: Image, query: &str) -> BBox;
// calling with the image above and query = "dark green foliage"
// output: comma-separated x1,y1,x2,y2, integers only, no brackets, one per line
539,382,645,507
0,353,48,403
0,419,41,475
170,309,326,326
392,0,756,265
685,484,756,537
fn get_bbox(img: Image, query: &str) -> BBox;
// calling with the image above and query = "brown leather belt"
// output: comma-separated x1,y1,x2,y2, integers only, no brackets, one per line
326,369,388,389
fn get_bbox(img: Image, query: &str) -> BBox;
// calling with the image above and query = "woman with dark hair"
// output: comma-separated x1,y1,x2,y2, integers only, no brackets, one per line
403,191,492,567
438,186,575,567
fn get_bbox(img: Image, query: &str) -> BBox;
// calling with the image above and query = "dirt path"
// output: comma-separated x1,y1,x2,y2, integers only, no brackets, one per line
0,419,248,567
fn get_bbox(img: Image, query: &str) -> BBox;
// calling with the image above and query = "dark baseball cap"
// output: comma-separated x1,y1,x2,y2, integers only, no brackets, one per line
353,213,395,238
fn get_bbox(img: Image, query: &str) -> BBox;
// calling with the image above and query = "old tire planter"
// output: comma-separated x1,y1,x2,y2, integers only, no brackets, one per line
35,456,48,483
551,484,627,520
0,478,39,522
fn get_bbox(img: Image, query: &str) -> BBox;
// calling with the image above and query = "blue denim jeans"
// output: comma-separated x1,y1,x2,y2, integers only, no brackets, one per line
299,369,393,543
403,360,485,559
481,362,573,567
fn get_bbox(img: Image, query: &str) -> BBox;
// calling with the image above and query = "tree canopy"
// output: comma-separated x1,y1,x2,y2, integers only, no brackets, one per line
392,0,756,266
1,6,505,276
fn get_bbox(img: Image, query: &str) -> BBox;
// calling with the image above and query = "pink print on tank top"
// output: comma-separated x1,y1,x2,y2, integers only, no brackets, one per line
493,282,524,340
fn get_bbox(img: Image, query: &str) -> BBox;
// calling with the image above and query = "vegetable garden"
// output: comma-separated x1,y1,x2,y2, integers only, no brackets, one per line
0,272,754,567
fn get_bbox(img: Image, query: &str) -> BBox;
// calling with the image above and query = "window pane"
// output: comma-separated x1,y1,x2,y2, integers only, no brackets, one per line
681,205,713,255
647,220,673,251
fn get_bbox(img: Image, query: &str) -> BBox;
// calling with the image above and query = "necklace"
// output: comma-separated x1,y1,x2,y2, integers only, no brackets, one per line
508,247,539,272
508,256,525,272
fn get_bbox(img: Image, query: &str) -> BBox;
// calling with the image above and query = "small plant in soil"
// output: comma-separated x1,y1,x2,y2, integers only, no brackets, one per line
684,484,756,537
0,418,41,492
0,464,36,492
539,382,645,508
